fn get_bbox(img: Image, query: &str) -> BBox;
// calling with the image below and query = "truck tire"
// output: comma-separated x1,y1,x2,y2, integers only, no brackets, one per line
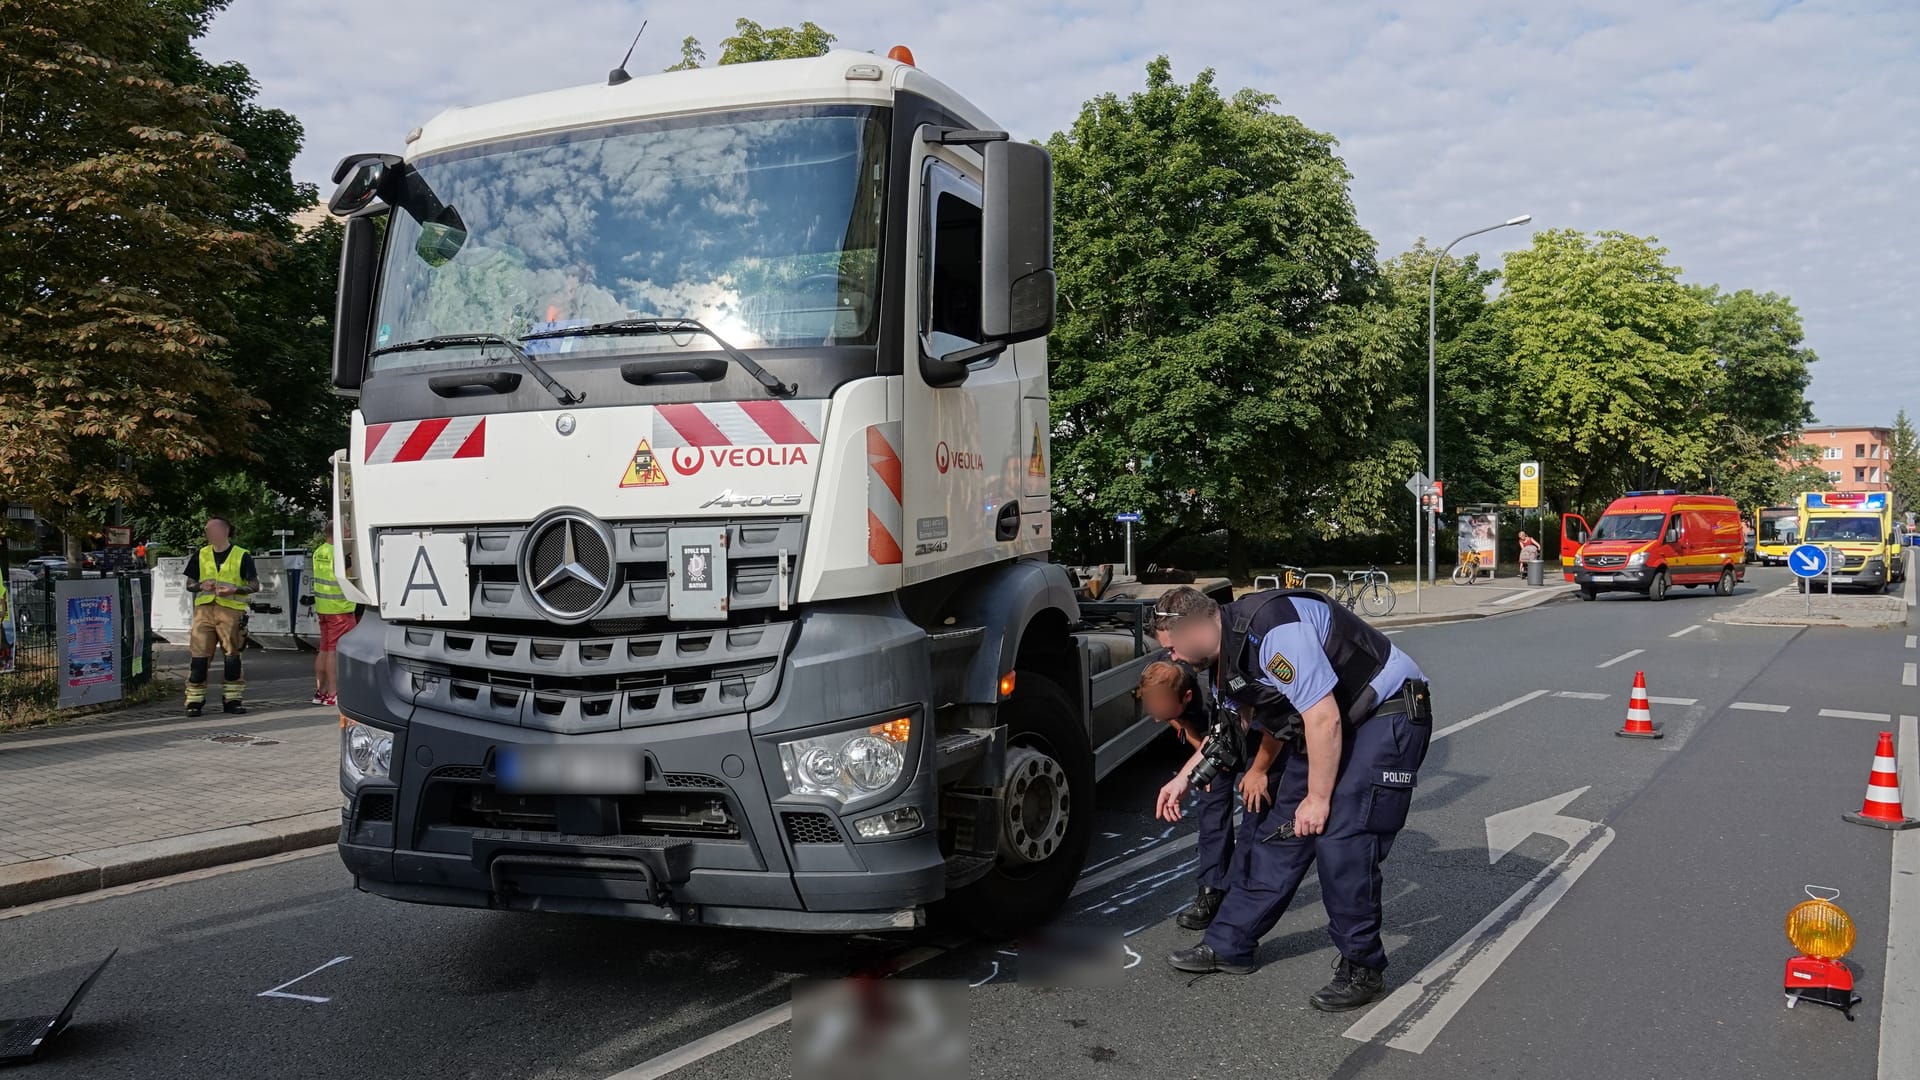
943,671,1094,939
1714,567,1736,596
1647,569,1669,602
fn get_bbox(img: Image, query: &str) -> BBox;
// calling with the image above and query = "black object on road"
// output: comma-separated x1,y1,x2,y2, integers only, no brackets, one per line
0,950,116,1065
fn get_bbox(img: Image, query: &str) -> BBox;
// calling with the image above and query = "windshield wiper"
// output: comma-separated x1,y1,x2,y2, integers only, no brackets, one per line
369,334,584,406
520,318,796,397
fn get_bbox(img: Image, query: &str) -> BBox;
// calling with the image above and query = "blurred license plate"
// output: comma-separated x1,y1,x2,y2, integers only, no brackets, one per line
1588,573,1614,582
496,747,644,794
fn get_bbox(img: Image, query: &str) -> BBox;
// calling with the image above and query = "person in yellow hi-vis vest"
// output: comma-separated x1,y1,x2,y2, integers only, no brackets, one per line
309,520,358,707
182,516,258,715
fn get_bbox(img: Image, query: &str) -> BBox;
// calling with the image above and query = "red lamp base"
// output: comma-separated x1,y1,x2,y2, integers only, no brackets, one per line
1784,955,1861,1021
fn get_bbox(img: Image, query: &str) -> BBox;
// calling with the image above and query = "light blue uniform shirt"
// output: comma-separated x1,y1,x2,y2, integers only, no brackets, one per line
1249,596,1424,715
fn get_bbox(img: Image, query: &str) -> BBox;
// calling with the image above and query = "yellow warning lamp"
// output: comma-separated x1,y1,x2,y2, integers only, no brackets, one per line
1782,886,1861,1020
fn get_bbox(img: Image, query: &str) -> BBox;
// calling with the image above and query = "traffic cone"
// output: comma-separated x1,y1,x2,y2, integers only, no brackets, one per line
1615,671,1663,739
1842,731,1918,830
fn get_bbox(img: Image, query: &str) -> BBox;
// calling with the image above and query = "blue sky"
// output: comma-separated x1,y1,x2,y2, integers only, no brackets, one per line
203,0,1919,426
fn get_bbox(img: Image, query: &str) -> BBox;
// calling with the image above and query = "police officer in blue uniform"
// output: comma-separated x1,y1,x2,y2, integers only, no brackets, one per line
1156,585,1433,1011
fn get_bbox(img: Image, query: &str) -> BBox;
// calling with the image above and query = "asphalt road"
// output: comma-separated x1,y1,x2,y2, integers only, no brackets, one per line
2,565,1913,1079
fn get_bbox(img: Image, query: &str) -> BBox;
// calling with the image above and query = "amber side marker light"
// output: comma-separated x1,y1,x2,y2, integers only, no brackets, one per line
998,672,1017,699
1783,886,1862,1021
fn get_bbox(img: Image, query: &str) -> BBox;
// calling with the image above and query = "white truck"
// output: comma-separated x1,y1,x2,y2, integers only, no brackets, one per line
323,49,1224,935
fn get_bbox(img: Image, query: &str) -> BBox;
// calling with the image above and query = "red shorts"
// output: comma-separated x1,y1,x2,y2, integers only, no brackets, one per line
318,612,358,652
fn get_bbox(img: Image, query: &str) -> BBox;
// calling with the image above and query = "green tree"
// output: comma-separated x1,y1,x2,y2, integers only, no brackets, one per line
1889,410,1920,512
0,0,270,567
1381,244,1516,508
665,18,835,70
1496,230,1716,511
1047,58,1414,577
1693,286,1816,507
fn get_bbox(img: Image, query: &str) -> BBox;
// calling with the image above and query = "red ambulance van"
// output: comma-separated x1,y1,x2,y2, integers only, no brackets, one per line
1561,491,1746,601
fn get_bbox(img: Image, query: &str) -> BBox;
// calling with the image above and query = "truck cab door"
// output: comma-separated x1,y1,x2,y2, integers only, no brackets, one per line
1560,513,1590,581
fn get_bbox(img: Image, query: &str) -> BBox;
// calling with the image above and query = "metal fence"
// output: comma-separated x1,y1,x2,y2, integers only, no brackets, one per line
2,571,153,711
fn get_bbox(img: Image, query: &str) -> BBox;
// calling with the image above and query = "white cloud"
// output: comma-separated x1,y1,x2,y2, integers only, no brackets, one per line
202,0,1919,424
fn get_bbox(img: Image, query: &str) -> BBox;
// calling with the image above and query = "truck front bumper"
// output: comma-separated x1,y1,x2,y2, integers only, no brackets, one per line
1574,567,1649,591
334,605,950,932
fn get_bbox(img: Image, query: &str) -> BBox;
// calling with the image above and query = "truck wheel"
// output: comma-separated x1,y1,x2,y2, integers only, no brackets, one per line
1648,570,1669,602
1714,567,1736,596
1578,587,1596,601
944,671,1094,939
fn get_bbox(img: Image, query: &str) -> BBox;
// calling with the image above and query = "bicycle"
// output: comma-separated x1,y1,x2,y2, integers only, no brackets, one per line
1452,551,1484,585
1329,565,1396,617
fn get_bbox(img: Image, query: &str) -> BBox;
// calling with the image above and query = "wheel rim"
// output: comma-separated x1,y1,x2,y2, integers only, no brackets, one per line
1000,745,1071,865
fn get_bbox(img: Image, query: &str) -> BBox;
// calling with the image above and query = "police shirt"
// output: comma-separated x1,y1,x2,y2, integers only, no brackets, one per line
1227,595,1424,725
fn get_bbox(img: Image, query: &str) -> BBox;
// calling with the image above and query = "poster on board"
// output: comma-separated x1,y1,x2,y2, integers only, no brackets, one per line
57,578,122,708
1458,511,1499,578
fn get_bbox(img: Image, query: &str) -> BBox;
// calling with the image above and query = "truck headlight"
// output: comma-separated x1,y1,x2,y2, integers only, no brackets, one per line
1627,551,1648,567
341,716,393,785
778,716,912,805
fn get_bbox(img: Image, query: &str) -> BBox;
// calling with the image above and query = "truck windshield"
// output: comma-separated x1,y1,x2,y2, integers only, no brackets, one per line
1590,513,1665,542
370,105,889,373
1805,517,1882,542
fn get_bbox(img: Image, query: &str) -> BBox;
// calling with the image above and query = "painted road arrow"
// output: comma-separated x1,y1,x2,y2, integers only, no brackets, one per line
1343,786,1615,1054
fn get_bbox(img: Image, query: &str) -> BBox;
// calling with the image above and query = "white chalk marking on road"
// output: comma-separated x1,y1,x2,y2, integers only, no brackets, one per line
1821,709,1894,723
1668,624,1702,638
1595,649,1644,669
969,962,1000,988
1552,691,1610,701
605,946,945,1080
1122,945,1142,970
1431,690,1549,742
1647,697,1698,706
1905,635,1916,650
1903,663,1916,688
1879,714,1920,1080
1730,702,1791,713
1071,834,1198,898
1345,787,1614,1054
258,955,351,1004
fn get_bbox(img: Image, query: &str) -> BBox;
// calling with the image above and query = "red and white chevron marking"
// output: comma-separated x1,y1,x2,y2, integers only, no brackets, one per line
364,417,486,465
650,401,824,448
866,422,903,565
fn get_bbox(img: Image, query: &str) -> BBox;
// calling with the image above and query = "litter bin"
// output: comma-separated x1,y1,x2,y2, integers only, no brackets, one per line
1525,559,1545,586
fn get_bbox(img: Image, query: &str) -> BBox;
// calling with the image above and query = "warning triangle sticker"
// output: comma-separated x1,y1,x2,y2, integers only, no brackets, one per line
620,439,669,488
1028,424,1046,477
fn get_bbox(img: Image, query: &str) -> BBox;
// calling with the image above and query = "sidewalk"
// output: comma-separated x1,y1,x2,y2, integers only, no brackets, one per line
0,699,341,908
1371,576,1576,627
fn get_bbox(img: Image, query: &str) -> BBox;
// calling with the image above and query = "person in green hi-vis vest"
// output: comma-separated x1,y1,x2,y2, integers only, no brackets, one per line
309,518,358,707
182,516,258,715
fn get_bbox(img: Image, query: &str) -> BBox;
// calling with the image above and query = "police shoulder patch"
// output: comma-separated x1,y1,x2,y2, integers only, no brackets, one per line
1265,651,1295,684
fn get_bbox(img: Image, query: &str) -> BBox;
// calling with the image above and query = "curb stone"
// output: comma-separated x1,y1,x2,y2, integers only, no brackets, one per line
0,810,339,909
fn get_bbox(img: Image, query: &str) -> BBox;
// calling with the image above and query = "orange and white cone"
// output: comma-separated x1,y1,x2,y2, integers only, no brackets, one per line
1615,671,1663,739
1843,731,1918,830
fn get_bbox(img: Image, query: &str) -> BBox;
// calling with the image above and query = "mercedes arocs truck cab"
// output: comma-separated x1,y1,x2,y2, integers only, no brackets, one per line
322,50,1191,936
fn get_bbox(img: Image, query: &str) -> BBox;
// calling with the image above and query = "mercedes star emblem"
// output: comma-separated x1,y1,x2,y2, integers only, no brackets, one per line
519,509,617,623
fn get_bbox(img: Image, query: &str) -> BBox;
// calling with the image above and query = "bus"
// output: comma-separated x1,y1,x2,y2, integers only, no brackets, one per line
1752,505,1797,566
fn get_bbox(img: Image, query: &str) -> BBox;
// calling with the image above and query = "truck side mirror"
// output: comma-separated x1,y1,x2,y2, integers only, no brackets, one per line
332,214,380,392
980,140,1055,345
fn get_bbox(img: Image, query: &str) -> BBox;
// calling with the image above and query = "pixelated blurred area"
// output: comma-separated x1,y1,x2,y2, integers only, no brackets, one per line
791,979,966,1080
1017,926,1124,987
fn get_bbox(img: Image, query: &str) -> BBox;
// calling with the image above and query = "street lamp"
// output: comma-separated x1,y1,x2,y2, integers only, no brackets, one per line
1428,214,1531,584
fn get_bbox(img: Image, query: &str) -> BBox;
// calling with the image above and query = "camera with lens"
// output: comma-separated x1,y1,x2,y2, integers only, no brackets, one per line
1187,716,1245,788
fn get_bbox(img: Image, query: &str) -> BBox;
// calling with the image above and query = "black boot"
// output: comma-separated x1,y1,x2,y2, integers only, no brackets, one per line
1310,956,1385,1012
185,701,204,717
222,699,247,715
1176,886,1226,931
1167,943,1256,975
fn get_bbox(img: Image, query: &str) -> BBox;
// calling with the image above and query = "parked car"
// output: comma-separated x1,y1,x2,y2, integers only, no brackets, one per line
23,555,69,575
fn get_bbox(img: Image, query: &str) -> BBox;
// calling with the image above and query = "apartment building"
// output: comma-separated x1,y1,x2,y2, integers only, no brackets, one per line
1796,425,1893,493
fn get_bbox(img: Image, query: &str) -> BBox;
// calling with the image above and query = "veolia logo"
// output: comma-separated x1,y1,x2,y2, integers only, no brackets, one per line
672,446,810,475
671,446,705,475
935,441,981,474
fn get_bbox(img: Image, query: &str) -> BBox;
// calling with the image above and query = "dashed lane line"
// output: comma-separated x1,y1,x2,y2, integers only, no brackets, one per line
1668,624,1702,638
1595,649,1644,669
1904,663,1916,688
1552,691,1609,701
1820,709,1894,723
1730,702,1791,713
1647,697,1698,706
1906,635,1916,650
1430,690,1550,741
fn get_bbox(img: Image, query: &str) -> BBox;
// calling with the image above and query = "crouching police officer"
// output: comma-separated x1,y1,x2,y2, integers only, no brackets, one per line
1157,585,1433,1011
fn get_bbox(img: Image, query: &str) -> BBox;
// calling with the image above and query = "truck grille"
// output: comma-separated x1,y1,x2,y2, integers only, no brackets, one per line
374,515,804,731
1584,555,1627,568
783,811,841,845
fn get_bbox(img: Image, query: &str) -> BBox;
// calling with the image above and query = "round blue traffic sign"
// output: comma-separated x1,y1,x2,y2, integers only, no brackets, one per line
1788,544,1829,579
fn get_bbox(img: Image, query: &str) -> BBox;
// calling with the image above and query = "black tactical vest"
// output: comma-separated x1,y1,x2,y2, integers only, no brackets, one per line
1217,589,1394,725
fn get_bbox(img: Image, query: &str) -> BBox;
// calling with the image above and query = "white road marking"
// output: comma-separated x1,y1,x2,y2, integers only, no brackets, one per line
969,962,1000,988
1668,624,1702,638
1122,945,1142,970
1730,702,1790,713
1905,635,1916,650
604,946,945,1080
1906,555,1917,607
1430,690,1549,741
1345,788,1614,1053
1489,589,1538,607
1071,834,1198,898
1822,709,1894,723
1552,691,1610,701
1647,697,1698,706
1880,714,1920,1080
1595,649,1643,669
1904,663,1916,688
258,955,351,1004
